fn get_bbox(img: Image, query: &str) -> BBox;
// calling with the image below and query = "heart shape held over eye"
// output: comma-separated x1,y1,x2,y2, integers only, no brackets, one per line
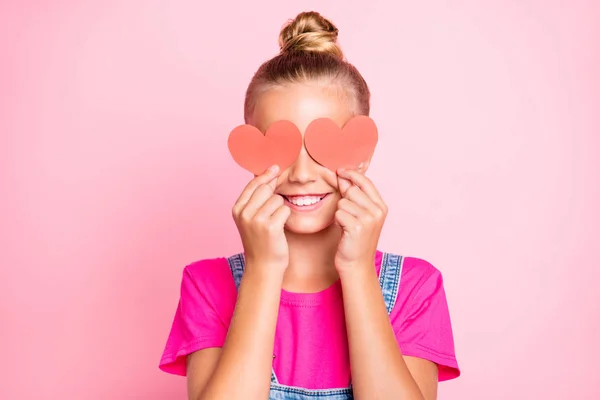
227,120,302,175
304,115,378,171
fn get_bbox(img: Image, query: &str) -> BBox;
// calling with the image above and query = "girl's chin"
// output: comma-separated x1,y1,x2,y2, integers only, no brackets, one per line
284,216,336,235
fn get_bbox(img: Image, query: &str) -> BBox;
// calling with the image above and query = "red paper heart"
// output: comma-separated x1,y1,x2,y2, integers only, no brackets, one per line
304,116,378,171
227,120,302,175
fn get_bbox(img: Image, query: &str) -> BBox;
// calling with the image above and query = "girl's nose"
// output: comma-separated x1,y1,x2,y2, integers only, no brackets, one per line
287,148,318,184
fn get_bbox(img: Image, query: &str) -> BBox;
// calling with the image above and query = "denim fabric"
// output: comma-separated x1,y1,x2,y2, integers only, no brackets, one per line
226,252,404,399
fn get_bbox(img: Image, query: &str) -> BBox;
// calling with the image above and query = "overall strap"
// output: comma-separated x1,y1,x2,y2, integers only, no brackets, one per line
226,253,279,384
227,253,245,291
378,253,404,314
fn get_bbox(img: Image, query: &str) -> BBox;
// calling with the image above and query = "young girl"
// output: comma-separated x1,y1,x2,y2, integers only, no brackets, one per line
159,11,460,400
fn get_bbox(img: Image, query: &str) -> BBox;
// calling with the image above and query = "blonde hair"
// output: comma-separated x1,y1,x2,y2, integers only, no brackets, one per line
244,11,370,122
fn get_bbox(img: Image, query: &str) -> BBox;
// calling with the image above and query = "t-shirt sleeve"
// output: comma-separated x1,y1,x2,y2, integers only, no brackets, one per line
392,259,460,381
159,258,236,376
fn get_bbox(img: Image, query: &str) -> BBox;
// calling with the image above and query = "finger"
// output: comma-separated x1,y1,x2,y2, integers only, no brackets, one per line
241,181,279,217
235,165,279,209
271,204,292,227
334,208,359,232
337,198,364,218
240,165,279,204
255,194,285,220
337,176,352,196
337,169,385,207
339,176,373,209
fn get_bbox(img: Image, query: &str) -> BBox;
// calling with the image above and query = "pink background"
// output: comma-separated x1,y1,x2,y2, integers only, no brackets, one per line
1,1,599,399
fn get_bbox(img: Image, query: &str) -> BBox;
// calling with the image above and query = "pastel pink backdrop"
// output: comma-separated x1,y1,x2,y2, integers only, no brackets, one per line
1,1,598,399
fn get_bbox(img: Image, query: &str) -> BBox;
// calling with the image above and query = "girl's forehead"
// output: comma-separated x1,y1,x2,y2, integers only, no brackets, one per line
252,83,353,134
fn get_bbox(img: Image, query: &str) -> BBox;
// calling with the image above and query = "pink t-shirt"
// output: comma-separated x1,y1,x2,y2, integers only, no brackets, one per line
159,250,460,388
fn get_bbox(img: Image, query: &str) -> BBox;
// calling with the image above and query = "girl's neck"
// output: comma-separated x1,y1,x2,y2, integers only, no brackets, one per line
282,223,342,293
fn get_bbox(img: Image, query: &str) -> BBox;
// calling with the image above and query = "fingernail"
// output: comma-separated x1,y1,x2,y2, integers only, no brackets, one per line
269,165,279,173
358,162,364,169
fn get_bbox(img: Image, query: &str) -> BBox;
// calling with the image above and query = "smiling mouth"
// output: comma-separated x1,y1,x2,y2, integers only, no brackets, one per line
281,194,329,207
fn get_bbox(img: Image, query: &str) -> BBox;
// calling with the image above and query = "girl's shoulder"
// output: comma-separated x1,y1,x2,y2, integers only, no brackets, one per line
183,255,234,278
179,254,240,305
400,255,443,282
379,251,447,304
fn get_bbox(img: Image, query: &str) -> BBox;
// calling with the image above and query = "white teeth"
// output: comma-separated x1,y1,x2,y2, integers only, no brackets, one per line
287,196,322,206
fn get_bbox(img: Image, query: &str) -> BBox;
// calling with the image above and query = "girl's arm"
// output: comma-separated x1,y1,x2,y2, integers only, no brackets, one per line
188,267,284,400
333,169,440,400
340,266,438,400
188,166,290,400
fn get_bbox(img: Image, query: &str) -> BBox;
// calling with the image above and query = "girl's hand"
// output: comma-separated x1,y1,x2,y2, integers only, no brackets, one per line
334,169,388,274
232,165,291,273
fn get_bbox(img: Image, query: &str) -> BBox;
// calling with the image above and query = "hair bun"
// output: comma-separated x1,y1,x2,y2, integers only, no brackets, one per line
278,11,343,59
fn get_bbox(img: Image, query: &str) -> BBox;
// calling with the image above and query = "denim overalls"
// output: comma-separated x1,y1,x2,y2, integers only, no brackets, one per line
227,252,404,400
